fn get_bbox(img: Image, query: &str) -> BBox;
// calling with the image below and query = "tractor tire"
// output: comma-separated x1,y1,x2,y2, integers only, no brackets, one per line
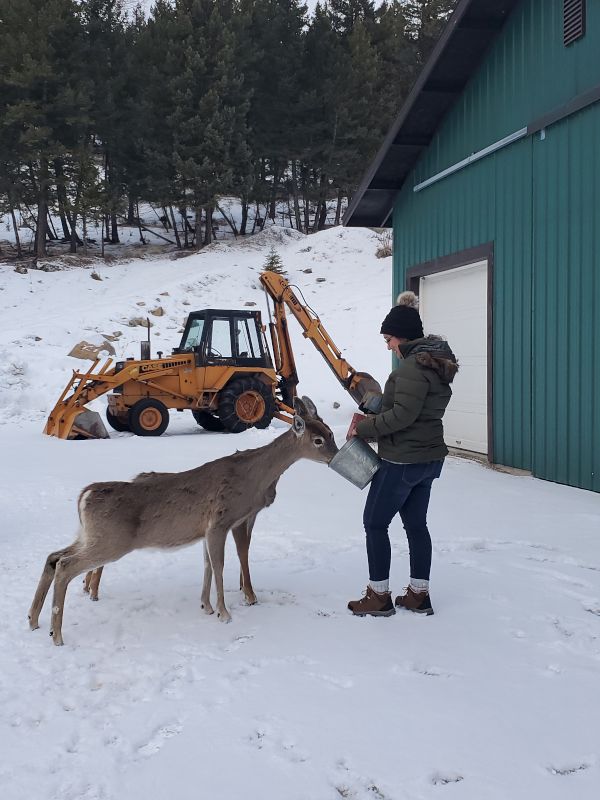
128,398,170,437
105,408,131,433
218,378,276,433
192,410,225,432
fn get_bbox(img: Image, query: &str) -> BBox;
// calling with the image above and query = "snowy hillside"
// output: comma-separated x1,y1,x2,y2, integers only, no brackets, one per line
1,227,599,800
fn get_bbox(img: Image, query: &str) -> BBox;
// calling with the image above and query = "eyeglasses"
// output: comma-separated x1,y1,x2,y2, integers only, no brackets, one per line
383,335,392,343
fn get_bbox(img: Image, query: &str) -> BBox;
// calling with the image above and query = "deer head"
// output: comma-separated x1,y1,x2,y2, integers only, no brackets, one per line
292,396,338,464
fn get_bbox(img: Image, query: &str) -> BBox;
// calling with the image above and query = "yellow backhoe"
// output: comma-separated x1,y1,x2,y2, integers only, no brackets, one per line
44,271,381,439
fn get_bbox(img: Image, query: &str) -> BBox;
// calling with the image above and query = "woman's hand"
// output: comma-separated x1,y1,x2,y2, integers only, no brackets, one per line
346,413,367,440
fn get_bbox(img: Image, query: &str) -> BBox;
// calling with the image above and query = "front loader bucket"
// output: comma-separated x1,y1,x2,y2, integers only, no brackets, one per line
44,406,110,440
44,358,117,440
69,409,110,440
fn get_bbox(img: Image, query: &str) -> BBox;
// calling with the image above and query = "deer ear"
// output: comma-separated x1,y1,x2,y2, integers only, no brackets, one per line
292,415,305,437
293,396,308,418
300,395,318,418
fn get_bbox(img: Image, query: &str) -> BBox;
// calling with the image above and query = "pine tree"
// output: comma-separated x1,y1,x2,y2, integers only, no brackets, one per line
296,2,347,230
240,0,308,222
403,0,457,63
165,0,251,247
373,1,420,122
134,0,183,220
0,0,92,256
327,0,377,35
262,245,286,274
297,2,385,228
81,0,131,244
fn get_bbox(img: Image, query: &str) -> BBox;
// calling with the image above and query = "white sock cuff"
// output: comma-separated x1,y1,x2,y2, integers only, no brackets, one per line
369,579,390,594
410,578,429,593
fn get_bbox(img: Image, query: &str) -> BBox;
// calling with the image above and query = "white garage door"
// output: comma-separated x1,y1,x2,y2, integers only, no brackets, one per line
419,261,488,455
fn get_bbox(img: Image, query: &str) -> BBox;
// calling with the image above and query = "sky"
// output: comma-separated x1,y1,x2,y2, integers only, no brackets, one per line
1,217,599,800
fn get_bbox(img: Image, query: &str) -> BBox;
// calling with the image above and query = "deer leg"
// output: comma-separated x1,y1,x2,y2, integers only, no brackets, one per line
29,544,77,631
232,515,257,606
83,566,103,601
205,529,230,623
200,539,214,615
50,549,113,646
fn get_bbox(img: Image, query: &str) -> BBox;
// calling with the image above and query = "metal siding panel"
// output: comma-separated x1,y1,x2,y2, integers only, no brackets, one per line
587,106,600,493
492,140,533,470
531,103,600,491
393,137,534,473
568,118,583,487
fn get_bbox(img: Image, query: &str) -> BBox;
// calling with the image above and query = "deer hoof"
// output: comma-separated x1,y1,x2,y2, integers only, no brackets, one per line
28,616,39,631
201,602,214,615
217,610,231,623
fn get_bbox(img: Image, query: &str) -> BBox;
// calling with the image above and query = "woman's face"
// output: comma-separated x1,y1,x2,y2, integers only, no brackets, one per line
383,334,403,357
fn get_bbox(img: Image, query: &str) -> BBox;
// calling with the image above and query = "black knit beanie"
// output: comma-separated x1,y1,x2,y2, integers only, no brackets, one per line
380,291,424,340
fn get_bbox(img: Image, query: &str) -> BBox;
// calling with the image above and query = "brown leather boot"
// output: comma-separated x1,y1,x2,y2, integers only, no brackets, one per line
348,586,395,617
395,586,434,615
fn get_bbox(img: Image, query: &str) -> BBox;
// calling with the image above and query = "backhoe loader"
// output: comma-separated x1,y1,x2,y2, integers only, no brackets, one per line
44,271,381,439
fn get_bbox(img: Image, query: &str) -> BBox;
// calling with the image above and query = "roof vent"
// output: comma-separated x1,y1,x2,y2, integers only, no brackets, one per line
564,0,586,46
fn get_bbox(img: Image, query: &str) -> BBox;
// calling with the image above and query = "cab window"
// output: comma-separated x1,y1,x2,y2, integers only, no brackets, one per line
181,318,204,350
234,317,261,358
209,318,233,358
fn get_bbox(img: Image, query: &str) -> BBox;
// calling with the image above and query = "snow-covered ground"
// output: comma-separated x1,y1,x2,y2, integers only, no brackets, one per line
1,226,599,800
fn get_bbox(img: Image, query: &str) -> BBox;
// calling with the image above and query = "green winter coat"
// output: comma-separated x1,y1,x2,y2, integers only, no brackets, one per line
355,336,458,463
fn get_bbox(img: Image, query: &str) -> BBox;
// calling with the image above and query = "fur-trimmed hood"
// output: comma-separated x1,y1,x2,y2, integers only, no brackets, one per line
400,335,459,384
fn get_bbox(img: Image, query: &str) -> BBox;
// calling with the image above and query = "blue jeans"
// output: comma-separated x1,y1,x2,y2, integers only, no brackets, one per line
363,460,444,582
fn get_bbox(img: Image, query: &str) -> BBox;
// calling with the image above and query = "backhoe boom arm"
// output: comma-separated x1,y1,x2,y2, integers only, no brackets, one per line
259,271,381,406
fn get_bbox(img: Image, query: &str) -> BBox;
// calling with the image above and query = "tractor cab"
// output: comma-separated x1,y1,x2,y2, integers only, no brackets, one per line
176,309,273,369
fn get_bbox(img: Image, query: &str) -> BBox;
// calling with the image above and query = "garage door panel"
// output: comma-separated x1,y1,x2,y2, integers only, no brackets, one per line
419,261,488,455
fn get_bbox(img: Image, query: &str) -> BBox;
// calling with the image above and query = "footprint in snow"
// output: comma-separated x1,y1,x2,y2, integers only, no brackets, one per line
260,589,298,606
550,617,575,639
548,762,590,776
52,779,110,800
391,662,454,679
430,771,464,786
137,722,183,758
222,661,261,683
224,634,254,653
307,671,353,689
583,603,600,616
160,663,193,697
246,724,309,763
332,759,391,799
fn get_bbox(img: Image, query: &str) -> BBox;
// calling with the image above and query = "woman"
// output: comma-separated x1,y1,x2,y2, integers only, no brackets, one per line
347,292,458,617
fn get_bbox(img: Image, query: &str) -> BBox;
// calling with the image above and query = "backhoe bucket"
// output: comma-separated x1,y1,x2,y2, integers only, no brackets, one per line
348,372,382,407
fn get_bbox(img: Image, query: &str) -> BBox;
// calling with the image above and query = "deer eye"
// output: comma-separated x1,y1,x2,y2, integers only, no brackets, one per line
313,436,325,447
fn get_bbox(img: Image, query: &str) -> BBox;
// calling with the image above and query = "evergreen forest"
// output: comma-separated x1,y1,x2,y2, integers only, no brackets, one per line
0,0,456,257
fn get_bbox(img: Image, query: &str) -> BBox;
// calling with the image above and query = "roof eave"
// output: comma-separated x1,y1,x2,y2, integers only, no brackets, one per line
343,0,472,227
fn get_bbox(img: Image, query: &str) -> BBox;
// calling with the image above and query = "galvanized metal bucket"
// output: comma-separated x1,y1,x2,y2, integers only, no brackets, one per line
329,437,381,490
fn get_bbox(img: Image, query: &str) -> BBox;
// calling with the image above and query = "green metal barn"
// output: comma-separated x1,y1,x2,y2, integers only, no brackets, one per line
345,0,600,492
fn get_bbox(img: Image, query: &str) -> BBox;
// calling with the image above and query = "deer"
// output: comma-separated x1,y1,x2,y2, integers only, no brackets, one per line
28,397,338,646
81,471,256,603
